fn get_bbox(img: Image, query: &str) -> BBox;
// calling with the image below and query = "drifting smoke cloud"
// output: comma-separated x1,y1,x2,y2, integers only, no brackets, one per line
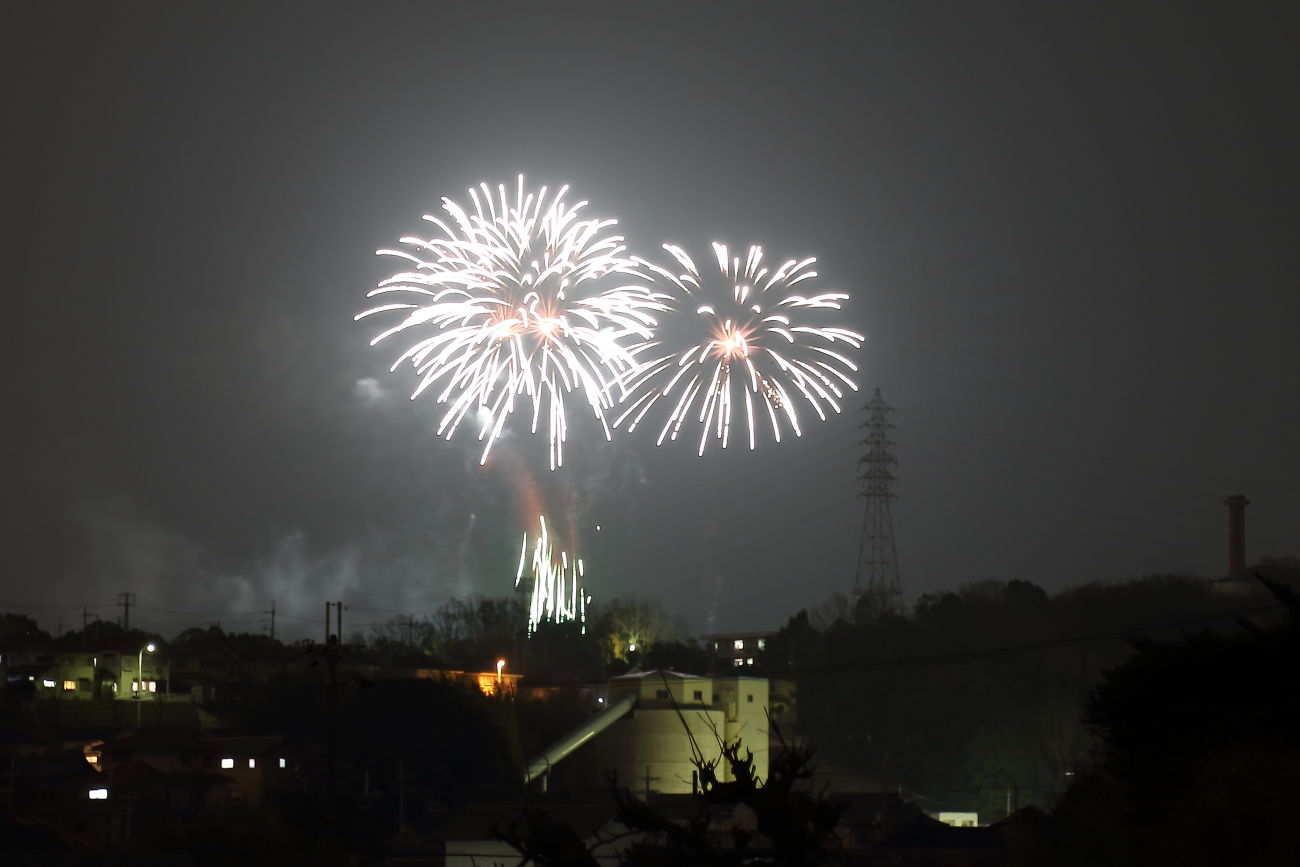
352,376,387,405
38,376,664,641
60,495,508,642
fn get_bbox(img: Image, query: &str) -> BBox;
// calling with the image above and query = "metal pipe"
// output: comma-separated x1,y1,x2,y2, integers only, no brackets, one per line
523,692,637,785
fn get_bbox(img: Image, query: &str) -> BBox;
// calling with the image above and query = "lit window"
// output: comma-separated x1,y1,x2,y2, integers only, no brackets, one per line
42,679,56,688
248,759,256,769
147,681,157,693
757,639,766,650
131,681,138,692
733,639,744,651
732,659,744,667
63,680,76,691
88,788,108,800
746,657,754,665
221,758,234,769
85,755,98,765
278,758,286,768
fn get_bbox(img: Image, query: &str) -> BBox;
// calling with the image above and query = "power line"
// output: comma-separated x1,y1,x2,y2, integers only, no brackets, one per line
0,601,117,612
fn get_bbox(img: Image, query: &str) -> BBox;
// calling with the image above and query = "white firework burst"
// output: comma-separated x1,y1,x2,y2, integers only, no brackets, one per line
616,242,863,454
357,177,666,468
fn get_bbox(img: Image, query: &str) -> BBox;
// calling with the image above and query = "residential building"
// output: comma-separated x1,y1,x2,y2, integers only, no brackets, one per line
699,630,775,671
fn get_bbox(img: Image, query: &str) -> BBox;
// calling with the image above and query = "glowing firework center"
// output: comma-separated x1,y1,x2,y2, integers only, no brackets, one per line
516,516,589,635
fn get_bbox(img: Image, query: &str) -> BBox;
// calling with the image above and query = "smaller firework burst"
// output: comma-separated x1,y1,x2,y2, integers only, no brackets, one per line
617,242,863,454
515,515,590,635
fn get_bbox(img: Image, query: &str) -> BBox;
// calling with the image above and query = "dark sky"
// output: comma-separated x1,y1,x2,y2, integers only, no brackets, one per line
4,1,1298,641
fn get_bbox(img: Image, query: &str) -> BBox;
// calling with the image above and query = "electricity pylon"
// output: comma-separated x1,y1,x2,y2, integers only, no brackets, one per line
853,388,902,617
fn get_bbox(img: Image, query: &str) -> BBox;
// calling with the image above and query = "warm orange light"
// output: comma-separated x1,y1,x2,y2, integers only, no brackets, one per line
713,322,751,360
496,658,506,682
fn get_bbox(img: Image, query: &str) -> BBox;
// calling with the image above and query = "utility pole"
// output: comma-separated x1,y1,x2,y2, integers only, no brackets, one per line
326,633,338,809
117,592,136,631
264,601,276,641
1224,494,1250,575
643,765,659,800
323,600,344,823
325,601,343,644
853,389,903,617
398,761,408,837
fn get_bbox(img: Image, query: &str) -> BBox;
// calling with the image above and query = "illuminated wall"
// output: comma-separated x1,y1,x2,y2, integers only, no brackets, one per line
584,671,771,795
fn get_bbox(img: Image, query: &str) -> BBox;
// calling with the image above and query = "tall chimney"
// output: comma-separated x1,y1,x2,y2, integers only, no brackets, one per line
1224,495,1250,575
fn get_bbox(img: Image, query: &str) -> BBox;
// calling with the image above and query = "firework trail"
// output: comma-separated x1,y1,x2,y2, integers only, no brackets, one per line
357,177,666,469
616,242,863,454
515,515,589,635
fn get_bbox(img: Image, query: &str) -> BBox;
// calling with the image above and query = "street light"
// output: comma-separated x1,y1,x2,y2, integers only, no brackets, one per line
136,642,156,729
496,658,506,684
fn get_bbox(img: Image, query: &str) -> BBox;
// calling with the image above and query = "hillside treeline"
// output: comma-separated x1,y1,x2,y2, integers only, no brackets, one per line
762,564,1295,820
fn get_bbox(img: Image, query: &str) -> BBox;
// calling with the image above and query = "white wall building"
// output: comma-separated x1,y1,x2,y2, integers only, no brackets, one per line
572,670,770,796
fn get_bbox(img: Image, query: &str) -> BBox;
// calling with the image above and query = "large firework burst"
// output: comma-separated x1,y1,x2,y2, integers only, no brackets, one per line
616,242,863,454
357,177,665,468
515,515,589,636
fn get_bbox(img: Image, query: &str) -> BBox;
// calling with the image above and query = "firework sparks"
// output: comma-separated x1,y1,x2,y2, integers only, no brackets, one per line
515,515,589,635
616,242,863,454
357,177,666,469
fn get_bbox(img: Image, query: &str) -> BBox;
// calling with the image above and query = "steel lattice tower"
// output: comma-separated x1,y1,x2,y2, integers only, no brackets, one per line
853,388,902,616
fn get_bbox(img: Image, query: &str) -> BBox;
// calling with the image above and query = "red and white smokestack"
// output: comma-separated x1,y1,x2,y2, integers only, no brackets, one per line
1224,495,1250,575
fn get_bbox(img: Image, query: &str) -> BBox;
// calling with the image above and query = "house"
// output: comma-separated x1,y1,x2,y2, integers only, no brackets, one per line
698,631,775,671
93,730,296,808
0,635,171,702
1,641,118,701
346,664,522,696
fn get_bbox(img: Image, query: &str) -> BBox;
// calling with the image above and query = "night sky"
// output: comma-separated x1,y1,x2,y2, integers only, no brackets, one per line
4,2,1298,641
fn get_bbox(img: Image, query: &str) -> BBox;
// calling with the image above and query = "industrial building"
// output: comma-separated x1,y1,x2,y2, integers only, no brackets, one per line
525,669,770,796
